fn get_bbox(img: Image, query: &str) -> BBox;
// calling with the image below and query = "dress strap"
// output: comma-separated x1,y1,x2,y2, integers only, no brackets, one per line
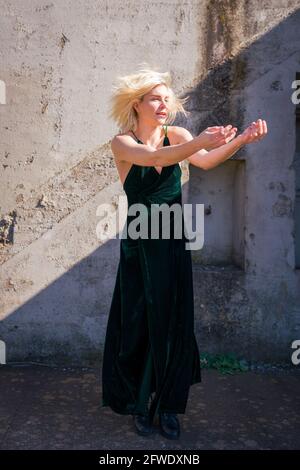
130,129,140,143
130,127,167,143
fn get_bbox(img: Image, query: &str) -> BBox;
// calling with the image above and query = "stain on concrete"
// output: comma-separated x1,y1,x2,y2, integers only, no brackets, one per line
269,181,286,192
272,194,293,217
59,33,70,54
0,211,17,246
270,80,283,91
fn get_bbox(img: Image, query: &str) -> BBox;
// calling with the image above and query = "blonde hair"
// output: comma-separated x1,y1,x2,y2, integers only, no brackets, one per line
108,63,190,133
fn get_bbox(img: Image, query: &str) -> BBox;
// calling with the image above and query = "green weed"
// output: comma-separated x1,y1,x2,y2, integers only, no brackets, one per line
200,352,249,374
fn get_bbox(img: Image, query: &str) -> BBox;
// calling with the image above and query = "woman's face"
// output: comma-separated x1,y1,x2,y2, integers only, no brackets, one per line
135,84,170,124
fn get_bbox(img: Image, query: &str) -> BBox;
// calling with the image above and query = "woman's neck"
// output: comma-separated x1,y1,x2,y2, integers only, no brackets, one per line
134,124,164,146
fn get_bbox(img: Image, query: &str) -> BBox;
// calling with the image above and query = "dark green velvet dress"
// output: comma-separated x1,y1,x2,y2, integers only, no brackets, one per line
101,125,201,423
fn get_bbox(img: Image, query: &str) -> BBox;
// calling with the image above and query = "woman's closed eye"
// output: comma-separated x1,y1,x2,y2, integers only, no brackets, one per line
153,98,169,102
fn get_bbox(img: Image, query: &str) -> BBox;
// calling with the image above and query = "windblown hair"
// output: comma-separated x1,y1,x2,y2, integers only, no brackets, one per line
108,63,190,133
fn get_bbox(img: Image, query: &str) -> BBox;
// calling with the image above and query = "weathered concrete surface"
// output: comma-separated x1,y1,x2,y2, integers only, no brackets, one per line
0,365,299,450
1,1,300,364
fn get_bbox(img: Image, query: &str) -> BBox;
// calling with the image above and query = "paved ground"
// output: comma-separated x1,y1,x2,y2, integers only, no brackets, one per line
0,364,299,450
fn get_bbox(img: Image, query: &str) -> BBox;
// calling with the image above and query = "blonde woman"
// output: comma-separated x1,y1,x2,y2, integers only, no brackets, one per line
101,65,267,440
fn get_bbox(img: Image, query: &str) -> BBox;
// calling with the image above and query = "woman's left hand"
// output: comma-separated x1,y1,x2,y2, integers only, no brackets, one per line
239,119,268,145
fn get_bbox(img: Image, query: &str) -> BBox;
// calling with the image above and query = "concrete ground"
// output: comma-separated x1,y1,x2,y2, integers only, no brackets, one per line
0,364,299,450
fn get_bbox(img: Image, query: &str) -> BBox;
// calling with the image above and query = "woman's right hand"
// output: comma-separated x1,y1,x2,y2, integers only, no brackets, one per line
197,125,237,151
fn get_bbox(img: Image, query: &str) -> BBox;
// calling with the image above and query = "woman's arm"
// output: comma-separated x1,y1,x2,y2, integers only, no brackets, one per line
111,126,231,168
200,135,244,170
173,119,268,170
172,126,241,170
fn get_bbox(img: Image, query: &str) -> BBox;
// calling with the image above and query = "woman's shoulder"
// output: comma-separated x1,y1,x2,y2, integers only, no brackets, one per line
167,126,193,145
112,131,134,140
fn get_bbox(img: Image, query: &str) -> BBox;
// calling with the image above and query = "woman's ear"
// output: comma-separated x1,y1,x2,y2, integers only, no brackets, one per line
134,96,143,114
133,101,138,114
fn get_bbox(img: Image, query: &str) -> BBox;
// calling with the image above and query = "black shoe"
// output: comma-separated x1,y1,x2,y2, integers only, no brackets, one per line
159,412,180,440
133,413,154,437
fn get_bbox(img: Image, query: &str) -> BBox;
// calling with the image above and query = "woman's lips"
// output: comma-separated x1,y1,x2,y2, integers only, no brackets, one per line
156,113,167,117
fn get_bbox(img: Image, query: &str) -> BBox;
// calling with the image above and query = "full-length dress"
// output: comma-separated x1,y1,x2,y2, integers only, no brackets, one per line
101,125,201,423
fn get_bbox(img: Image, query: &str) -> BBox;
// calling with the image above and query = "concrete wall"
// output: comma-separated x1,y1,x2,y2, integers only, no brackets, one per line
0,0,299,365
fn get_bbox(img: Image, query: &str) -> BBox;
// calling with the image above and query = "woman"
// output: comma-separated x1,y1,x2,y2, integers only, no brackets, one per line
101,65,267,440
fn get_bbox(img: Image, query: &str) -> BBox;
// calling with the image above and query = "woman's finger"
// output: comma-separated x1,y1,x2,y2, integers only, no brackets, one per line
206,128,222,134
263,120,268,134
207,126,224,132
223,125,234,135
252,122,259,137
258,119,263,136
